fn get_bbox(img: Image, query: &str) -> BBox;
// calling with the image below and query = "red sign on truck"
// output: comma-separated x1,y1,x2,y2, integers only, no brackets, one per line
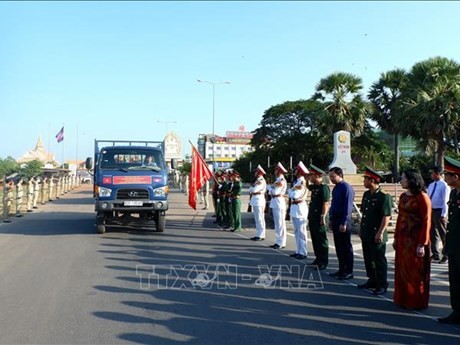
113,176,152,185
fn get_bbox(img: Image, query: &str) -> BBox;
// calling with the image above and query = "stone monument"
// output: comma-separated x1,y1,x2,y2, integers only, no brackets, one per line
164,132,182,167
329,130,357,174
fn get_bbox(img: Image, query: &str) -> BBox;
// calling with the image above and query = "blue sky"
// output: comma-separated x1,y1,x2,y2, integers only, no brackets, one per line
1,1,460,163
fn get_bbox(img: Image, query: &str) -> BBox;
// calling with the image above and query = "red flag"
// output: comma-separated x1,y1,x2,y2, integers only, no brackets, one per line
188,144,213,210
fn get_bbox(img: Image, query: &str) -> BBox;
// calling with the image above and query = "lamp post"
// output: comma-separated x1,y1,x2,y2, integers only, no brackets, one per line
156,120,176,134
197,79,230,171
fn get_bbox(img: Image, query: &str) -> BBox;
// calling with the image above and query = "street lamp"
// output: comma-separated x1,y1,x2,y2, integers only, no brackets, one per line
156,120,177,134
197,79,230,171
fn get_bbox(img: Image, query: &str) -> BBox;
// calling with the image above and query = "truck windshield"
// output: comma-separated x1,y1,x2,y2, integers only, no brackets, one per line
100,149,165,170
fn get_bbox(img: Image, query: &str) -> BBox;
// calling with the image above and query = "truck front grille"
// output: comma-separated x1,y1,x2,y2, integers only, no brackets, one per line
117,188,150,200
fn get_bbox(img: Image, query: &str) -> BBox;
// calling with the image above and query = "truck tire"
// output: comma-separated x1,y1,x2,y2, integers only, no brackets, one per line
97,224,106,234
156,214,165,232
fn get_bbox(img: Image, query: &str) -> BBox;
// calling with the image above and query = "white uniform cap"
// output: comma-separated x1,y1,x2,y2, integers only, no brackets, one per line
275,162,287,174
296,161,309,175
256,165,266,175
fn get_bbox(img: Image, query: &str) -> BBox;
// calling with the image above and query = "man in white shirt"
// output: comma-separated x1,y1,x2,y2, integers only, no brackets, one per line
268,163,288,249
288,161,309,260
428,166,450,264
249,165,267,241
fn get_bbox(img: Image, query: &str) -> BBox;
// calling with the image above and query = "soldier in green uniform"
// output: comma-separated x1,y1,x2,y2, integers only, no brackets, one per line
224,170,234,230
216,171,227,228
439,156,460,324
358,166,393,295
307,164,330,270
231,170,243,232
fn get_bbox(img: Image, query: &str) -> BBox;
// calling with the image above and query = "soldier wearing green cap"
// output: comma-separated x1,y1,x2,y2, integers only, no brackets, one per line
217,171,228,228
307,164,330,270
223,170,234,230
358,166,393,295
230,170,243,232
439,156,460,324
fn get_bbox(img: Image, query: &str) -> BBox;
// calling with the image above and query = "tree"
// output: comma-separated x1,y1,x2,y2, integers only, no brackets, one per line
312,72,368,137
0,156,19,178
178,162,191,175
250,99,331,170
19,159,44,180
396,57,460,167
368,68,408,178
352,128,393,171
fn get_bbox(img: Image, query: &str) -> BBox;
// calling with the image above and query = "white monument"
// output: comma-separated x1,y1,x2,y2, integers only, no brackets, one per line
164,132,182,164
329,130,357,174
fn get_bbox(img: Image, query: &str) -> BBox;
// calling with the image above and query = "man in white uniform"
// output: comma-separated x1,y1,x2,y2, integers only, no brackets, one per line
288,161,309,260
268,162,288,249
249,165,267,241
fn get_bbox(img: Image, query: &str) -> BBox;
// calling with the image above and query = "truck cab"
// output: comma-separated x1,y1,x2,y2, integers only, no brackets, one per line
86,140,176,234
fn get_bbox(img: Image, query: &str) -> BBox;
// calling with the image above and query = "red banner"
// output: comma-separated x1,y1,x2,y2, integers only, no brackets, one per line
188,144,213,210
113,176,152,185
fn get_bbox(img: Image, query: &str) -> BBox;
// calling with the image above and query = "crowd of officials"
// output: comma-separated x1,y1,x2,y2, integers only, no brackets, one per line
194,157,460,325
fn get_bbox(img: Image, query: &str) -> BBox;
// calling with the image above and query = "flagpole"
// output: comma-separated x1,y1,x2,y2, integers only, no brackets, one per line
48,121,51,163
76,123,79,173
62,123,65,168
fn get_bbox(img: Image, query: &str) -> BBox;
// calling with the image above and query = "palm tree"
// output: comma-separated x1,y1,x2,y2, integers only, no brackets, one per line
312,72,368,136
368,69,408,179
397,57,460,167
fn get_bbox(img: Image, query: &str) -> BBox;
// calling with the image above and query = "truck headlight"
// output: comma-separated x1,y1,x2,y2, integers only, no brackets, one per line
98,187,112,197
153,186,168,197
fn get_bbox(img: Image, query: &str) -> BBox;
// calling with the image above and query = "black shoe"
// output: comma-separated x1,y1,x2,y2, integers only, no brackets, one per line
439,256,448,264
357,281,376,289
270,244,279,249
290,253,299,257
250,237,264,241
295,254,307,260
373,287,387,295
431,255,441,262
316,264,327,270
438,314,460,324
327,271,342,277
308,260,319,266
338,273,354,280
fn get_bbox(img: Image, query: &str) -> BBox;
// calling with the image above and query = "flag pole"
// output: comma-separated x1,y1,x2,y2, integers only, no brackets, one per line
76,123,79,173
62,123,65,168
48,121,51,164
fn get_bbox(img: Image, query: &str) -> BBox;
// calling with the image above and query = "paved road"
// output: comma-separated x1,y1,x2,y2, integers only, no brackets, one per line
0,186,459,344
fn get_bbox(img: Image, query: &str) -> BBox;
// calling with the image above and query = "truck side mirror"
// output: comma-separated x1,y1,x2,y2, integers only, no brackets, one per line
85,157,93,170
171,159,178,170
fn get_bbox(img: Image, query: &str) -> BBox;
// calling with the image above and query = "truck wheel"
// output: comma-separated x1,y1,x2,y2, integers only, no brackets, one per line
156,214,165,232
97,224,106,234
